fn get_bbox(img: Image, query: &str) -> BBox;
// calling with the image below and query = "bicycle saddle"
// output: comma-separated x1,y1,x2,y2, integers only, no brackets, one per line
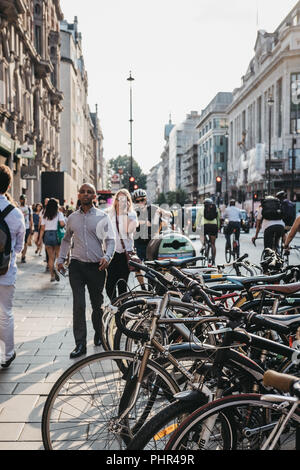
229,273,286,286
250,282,300,295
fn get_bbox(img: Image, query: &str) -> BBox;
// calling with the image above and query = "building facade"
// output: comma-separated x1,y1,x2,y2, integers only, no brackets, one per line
60,17,104,203
227,1,300,207
197,92,233,202
0,0,64,203
168,111,200,192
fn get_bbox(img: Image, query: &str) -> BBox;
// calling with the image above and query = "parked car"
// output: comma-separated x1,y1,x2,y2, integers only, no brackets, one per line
240,210,251,233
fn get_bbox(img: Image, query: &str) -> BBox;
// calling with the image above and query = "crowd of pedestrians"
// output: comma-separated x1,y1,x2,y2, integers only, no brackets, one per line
0,161,300,367
0,164,167,364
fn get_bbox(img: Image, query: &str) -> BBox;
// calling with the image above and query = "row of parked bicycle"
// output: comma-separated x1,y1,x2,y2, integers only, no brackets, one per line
41,250,300,450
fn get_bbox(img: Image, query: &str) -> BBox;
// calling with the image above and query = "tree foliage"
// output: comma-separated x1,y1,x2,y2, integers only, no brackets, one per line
108,155,147,190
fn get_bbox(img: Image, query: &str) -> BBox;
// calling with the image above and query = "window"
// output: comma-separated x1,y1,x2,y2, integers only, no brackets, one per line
277,78,282,138
291,73,300,134
257,96,262,143
34,3,41,16
35,25,42,55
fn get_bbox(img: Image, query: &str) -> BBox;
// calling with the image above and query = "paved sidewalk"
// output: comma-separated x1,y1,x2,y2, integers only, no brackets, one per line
0,246,104,450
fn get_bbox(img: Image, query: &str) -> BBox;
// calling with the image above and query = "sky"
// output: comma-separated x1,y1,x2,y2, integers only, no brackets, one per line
60,0,298,177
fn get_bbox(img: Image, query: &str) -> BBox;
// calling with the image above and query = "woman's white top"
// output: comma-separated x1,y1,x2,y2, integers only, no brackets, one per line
41,212,65,231
108,210,138,254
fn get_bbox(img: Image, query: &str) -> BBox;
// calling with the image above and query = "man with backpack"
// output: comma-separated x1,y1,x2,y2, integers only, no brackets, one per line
252,195,285,251
195,198,220,264
276,191,296,232
0,165,25,368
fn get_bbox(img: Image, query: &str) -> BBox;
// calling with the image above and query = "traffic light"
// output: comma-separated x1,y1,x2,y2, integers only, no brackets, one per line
216,176,222,194
133,183,139,191
253,193,258,202
129,176,135,192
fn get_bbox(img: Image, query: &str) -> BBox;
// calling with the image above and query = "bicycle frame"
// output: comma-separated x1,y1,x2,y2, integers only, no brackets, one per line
115,293,300,426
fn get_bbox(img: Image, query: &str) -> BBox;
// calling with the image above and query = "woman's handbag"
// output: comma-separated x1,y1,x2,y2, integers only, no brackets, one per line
57,220,66,245
116,216,142,272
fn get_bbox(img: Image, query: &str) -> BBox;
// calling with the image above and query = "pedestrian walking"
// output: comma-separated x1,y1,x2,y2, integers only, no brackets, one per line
38,198,66,283
0,164,25,368
57,183,115,359
19,194,33,263
106,189,138,302
33,203,43,255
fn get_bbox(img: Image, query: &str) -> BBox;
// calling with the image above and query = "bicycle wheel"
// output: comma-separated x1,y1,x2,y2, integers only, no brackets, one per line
42,351,179,450
165,394,300,450
225,242,231,263
127,399,203,450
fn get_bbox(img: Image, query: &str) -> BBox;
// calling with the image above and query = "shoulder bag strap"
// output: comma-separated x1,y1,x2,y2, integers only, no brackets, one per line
115,215,127,252
0,204,14,220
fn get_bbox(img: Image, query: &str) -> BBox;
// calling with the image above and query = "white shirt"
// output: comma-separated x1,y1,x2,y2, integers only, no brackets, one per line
257,207,285,232
224,206,242,222
109,210,138,254
41,212,65,231
0,195,26,286
19,205,31,229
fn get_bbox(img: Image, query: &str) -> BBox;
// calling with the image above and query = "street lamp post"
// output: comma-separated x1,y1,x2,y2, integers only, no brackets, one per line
291,135,297,201
267,93,274,195
203,150,206,200
225,128,229,205
127,71,134,177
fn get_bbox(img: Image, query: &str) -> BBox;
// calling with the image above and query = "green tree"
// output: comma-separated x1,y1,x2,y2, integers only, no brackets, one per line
156,193,167,205
108,155,147,190
166,189,188,206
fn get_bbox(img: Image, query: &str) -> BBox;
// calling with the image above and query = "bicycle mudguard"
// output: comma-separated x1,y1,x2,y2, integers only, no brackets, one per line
118,362,139,417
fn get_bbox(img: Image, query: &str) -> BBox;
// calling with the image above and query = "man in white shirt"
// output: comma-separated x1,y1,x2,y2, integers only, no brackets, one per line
224,200,242,253
0,165,25,368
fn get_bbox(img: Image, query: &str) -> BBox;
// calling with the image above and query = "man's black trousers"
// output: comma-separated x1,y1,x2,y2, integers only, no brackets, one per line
69,259,106,347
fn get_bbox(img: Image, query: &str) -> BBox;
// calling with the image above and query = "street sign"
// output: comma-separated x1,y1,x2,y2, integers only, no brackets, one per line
21,165,38,180
16,143,35,159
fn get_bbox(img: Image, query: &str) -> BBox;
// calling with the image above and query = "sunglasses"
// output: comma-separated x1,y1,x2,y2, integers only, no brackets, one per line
136,198,146,203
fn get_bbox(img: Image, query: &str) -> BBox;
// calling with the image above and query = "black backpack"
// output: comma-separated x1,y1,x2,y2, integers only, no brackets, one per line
261,197,282,221
0,205,14,275
204,203,217,221
281,200,296,227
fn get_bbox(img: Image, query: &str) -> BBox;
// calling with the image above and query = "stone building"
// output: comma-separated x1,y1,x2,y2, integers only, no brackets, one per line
0,0,64,203
227,1,300,206
168,111,200,192
196,92,233,202
60,17,105,202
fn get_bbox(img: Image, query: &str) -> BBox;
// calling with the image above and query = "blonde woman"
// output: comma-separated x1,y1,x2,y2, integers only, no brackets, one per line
106,189,138,301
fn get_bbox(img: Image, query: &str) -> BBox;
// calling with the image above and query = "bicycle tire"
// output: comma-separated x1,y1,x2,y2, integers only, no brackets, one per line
127,399,203,450
42,351,180,450
165,394,300,450
225,243,231,263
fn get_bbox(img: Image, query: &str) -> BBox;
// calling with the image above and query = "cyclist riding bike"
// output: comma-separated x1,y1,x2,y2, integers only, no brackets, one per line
252,195,285,253
195,198,220,265
224,199,242,256
133,189,169,261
